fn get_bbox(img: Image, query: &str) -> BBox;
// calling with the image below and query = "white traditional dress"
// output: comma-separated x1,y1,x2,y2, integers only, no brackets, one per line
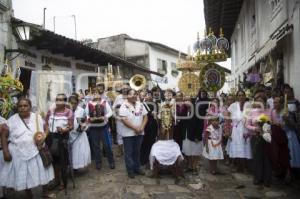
227,102,252,159
202,125,224,160
69,106,91,169
0,113,54,191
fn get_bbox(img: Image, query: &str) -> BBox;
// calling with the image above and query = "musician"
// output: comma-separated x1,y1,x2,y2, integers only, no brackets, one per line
85,91,115,170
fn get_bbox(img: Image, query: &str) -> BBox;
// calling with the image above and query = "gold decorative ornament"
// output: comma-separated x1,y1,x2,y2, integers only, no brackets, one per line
199,63,225,92
178,72,200,97
194,28,229,63
159,102,174,139
96,64,123,91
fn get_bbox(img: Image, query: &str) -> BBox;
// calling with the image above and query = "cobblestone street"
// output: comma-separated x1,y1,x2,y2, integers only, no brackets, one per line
4,147,300,199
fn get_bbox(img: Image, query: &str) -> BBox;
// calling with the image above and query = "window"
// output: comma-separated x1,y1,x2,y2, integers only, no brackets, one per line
171,62,179,77
157,58,167,75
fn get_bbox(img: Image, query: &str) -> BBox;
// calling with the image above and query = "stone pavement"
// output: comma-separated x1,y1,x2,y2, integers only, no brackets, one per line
4,151,300,199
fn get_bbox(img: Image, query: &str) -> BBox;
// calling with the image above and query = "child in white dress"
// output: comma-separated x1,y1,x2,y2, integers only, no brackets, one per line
202,116,224,174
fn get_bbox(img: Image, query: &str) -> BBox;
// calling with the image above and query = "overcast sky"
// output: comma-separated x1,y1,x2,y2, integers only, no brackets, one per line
12,0,230,69
13,0,206,53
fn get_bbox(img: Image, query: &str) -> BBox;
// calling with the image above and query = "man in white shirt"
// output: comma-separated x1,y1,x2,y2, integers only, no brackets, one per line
85,92,115,170
119,89,148,178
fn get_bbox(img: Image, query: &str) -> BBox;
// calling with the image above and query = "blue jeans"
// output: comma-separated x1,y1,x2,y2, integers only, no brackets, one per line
88,125,114,167
123,135,143,175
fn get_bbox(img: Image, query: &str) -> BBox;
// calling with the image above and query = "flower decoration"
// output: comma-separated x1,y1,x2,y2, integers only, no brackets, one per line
256,114,272,143
257,114,271,123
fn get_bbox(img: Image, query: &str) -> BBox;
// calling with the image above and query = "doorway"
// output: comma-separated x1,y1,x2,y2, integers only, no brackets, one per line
19,68,32,95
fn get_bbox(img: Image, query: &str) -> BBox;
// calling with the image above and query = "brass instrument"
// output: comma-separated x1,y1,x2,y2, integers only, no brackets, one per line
129,74,146,91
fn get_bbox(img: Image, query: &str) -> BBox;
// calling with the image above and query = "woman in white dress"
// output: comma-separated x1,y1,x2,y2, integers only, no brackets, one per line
0,98,54,198
69,95,91,170
227,90,252,172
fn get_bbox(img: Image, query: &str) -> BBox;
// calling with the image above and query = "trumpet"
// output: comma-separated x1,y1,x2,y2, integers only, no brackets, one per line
129,74,146,91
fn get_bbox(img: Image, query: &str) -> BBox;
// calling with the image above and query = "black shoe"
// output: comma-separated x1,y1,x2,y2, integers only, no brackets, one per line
96,164,102,170
110,163,115,169
128,173,135,179
135,170,145,175
253,179,261,185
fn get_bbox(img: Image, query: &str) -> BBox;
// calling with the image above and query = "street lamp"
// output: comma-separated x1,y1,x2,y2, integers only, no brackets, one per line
4,24,31,59
15,25,30,41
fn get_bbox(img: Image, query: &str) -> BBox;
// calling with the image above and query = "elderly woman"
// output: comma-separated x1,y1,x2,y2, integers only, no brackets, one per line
0,98,54,198
45,93,74,191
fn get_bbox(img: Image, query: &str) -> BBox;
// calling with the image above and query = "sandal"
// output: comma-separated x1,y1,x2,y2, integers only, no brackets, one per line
48,181,60,190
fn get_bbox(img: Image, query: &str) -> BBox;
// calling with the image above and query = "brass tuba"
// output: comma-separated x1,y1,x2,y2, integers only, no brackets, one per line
129,74,146,91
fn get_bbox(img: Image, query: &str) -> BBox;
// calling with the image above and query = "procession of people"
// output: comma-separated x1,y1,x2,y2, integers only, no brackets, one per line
0,80,300,198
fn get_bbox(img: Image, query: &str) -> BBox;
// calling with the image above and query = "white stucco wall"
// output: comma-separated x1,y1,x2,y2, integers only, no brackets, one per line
148,46,181,90
283,1,300,99
0,0,13,64
230,0,300,98
125,40,148,57
16,46,99,92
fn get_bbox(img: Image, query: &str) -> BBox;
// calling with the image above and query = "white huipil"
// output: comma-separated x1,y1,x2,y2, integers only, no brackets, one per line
227,102,252,159
69,106,91,169
0,113,54,191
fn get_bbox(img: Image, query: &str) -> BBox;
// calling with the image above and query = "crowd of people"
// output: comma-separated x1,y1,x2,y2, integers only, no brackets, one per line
0,82,300,198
